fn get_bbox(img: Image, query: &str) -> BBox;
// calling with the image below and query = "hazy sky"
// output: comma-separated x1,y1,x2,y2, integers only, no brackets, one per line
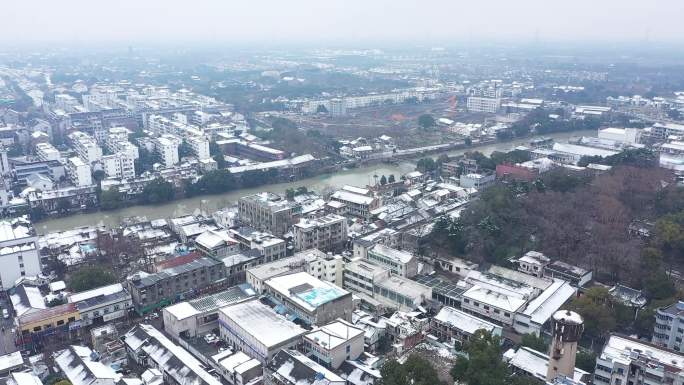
3,0,684,46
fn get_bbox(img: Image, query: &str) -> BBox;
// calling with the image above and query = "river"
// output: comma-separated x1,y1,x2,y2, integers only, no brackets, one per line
35,130,594,234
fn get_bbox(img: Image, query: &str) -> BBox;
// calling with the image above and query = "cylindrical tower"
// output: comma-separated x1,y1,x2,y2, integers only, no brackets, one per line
546,310,584,381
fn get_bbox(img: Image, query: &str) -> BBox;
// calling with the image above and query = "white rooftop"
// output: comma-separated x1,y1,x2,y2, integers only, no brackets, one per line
305,319,365,350
265,272,349,312
331,190,375,206
434,306,500,335
220,300,306,348
68,283,125,304
369,244,414,264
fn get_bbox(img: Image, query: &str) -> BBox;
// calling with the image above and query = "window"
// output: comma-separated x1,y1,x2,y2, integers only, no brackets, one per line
346,345,350,353
504,312,510,318
57,320,65,326
33,326,41,332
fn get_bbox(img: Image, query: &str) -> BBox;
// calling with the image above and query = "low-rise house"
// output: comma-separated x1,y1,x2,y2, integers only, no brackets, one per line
431,306,502,345
123,324,223,385
543,260,592,287
514,251,551,278
194,229,240,258
68,283,132,327
264,350,346,385
55,345,121,385
505,346,589,385
303,319,365,369
162,286,255,339
209,350,262,385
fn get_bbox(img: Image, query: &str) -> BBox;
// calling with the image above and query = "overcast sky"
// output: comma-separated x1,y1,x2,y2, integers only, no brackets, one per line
3,0,684,46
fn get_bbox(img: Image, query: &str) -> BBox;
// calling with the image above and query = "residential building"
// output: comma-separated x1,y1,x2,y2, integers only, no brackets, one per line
459,173,496,190
431,306,502,344
229,227,287,262
303,319,364,369
246,249,343,293
343,260,432,311
68,131,102,164
15,303,80,342
515,251,551,278
366,244,418,278
293,214,348,252
154,134,181,168
67,283,132,327
163,286,255,339
125,257,225,314
35,142,60,162
264,350,345,385
264,272,353,326
653,301,684,351
55,346,120,385
219,300,306,363
209,350,262,385
594,334,684,385
102,153,136,180
544,261,592,287
0,217,41,289
238,192,298,236
506,346,589,385
186,136,211,159
467,96,501,113
330,188,379,219
123,324,223,385
194,229,240,258
67,156,93,187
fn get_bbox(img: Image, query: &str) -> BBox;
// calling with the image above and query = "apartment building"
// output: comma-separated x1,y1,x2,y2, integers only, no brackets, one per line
238,192,298,236
653,301,684,351
329,186,379,219
102,153,136,180
293,214,347,252
366,244,418,278
154,134,181,168
466,96,501,113
186,135,211,159
66,156,93,187
125,257,225,314
35,142,61,162
0,217,41,289
68,131,102,163
594,334,684,385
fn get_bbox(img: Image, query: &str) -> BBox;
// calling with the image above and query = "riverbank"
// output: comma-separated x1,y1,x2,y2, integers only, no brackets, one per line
35,129,594,234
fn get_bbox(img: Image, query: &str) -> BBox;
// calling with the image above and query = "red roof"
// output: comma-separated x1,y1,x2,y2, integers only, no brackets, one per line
17,302,78,326
155,252,202,271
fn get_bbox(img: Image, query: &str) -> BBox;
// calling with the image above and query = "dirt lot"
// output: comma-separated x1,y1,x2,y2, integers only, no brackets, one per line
296,100,487,148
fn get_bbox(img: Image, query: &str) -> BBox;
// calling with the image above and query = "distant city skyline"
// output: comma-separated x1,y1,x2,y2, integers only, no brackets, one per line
2,0,684,46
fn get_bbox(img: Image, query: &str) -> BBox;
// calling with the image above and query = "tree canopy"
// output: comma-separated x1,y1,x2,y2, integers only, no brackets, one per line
418,114,436,130
142,178,175,204
68,266,117,292
379,355,445,385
